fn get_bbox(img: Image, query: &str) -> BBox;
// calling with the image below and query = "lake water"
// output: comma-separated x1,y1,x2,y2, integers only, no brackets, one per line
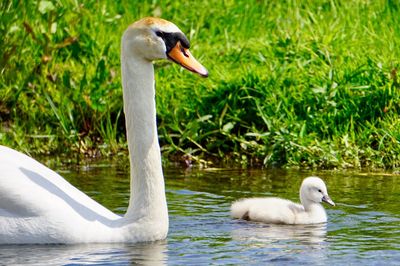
1,162,400,265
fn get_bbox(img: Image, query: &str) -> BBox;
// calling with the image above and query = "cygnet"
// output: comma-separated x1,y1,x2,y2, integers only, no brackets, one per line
231,176,335,224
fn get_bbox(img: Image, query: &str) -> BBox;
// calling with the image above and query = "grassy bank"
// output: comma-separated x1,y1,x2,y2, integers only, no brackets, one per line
1,0,399,169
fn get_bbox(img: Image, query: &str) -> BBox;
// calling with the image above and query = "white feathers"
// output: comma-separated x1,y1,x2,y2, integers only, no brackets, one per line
231,177,335,225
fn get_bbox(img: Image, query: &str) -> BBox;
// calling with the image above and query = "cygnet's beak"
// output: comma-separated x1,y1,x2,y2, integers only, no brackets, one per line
322,195,335,206
167,42,208,77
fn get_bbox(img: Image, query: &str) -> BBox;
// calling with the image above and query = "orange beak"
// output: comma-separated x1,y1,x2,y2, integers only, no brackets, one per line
167,42,208,77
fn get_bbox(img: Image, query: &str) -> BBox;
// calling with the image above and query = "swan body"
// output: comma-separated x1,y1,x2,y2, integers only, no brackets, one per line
0,17,207,244
231,177,335,224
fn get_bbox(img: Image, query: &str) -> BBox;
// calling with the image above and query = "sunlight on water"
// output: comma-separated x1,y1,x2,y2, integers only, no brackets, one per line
1,164,400,265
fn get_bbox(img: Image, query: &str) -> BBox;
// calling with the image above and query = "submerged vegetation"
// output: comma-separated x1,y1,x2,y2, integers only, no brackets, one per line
1,0,399,169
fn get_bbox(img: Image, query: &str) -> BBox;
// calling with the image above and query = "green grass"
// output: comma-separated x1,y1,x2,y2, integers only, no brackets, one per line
1,0,399,169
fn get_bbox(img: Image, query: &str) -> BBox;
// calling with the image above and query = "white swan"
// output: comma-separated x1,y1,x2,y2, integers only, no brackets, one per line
0,17,208,244
231,176,335,224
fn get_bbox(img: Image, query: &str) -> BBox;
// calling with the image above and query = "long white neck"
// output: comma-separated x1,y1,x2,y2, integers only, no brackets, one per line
120,43,168,223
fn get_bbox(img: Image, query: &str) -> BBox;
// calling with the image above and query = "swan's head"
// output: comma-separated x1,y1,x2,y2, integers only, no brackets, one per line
122,17,208,77
300,176,335,207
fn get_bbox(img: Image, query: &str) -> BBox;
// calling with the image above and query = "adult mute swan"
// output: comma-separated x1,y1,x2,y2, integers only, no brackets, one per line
231,177,335,224
0,17,208,244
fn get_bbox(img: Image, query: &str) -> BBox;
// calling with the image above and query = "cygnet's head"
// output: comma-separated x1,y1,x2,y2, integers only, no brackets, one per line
122,17,208,77
300,176,335,207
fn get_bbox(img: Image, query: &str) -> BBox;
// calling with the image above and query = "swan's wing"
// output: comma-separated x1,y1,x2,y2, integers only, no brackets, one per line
0,145,119,220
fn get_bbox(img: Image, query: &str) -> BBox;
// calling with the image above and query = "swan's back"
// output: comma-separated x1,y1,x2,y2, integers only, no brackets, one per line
0,145,118,219
0,145,120,243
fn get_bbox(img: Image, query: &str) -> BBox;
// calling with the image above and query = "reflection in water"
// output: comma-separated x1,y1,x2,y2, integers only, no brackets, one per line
231,222,327,245
0,241,168,265
230,222,329,264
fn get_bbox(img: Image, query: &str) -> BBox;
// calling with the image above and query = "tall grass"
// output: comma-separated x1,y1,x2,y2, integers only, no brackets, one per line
0,0,399,169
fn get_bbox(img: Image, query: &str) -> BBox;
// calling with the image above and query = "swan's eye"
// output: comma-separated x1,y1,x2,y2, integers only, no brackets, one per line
318,189,322,193
180,44,189,57
155,31,164,37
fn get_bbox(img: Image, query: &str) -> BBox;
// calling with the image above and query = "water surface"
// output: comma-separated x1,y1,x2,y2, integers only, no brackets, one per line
1,163,400,265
